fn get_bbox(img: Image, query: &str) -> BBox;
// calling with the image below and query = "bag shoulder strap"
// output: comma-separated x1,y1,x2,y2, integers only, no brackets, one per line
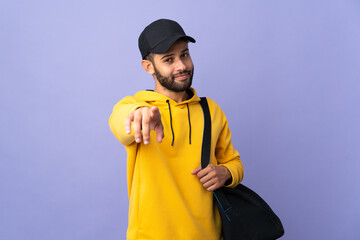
199,97,211,169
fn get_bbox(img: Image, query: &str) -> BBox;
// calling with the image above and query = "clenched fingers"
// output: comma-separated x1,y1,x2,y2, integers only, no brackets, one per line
192,164,230,192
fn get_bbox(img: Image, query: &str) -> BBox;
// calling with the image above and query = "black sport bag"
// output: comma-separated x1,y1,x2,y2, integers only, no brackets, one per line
199,97,284,240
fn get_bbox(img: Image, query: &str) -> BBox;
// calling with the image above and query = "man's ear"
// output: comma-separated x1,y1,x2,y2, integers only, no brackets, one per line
141,60,155,75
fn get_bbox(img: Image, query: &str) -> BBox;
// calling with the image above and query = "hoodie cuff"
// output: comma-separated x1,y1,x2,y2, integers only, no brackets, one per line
220,163,243,188
127,103,152,114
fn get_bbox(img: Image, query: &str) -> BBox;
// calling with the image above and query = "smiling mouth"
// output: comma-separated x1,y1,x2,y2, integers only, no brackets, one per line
173,71,190,80
174,74,188,80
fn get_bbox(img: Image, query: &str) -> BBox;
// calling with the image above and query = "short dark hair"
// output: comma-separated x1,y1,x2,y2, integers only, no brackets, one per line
144,53,154,63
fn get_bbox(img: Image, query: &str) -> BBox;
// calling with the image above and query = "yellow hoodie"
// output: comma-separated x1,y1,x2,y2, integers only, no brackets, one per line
109,88,243,240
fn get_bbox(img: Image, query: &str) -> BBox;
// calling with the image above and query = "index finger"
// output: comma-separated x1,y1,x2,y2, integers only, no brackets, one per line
197,164,216,178
191,167,202,175
197,168,210,178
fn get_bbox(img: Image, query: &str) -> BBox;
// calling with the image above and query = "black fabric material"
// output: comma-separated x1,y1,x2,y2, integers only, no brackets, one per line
138,19,196,59
200,97,211,169
199,97,285,240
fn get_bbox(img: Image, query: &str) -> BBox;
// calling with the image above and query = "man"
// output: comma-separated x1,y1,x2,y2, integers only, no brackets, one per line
109,19,243,240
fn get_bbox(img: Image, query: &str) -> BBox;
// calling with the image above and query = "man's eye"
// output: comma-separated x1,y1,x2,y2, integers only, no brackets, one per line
181,53,189,58
164,58,172,62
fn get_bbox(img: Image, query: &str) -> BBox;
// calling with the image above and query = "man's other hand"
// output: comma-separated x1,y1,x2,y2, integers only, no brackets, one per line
191,164,231,192
125,106,164,145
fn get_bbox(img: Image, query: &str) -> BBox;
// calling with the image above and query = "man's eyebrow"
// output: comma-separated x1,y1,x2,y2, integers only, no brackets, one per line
161,54,174,60
160,48,189,60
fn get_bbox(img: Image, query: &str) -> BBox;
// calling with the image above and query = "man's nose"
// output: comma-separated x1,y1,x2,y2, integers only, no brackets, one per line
174,59,186,71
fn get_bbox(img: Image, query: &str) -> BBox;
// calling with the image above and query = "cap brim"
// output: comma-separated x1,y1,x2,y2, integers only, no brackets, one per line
151,34,196,54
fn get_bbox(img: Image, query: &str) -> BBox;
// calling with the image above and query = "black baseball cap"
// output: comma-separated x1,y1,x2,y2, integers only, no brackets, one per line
138,19,196,59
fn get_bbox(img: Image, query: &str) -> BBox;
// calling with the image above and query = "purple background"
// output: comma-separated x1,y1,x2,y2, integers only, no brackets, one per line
1,0,360,239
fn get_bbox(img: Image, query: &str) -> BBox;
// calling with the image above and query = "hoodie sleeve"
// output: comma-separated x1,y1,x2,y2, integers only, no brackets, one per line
208,98,244,188
109,96,151,146
215,118,244,188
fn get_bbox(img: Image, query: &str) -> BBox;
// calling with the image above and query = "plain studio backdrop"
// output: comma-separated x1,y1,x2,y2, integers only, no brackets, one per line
1,0,359,239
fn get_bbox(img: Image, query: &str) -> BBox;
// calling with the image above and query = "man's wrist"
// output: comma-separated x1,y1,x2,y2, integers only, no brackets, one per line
221,166,232,186
226,168,232,186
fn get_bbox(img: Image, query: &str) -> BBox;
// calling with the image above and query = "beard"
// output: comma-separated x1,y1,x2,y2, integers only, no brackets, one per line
153,65,194,92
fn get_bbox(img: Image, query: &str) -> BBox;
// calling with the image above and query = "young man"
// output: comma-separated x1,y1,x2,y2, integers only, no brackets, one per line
109,19,243,240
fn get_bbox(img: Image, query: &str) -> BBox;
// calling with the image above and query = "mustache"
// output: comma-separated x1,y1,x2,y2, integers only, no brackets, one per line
173,70,191,78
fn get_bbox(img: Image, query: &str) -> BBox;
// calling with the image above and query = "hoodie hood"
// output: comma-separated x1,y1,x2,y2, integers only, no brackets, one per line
133,87,201,106
133,87,201,146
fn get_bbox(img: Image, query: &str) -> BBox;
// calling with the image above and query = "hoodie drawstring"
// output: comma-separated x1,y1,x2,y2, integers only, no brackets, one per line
166,100,175,146
186,103,192,145
166,100,192,146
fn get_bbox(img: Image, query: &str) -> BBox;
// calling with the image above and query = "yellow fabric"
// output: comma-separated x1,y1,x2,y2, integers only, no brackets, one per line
109,88,243,240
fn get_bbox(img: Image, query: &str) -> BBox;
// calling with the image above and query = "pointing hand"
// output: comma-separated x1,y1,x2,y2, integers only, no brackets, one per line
125,106,164,144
